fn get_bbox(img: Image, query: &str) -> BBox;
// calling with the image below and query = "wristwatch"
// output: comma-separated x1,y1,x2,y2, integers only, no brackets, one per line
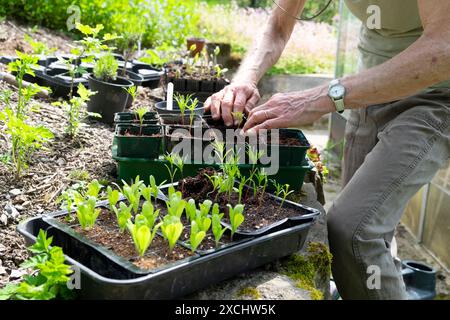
328,79,346,114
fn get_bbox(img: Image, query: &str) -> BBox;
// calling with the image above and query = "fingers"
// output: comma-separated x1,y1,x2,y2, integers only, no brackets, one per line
243,109,276,132
204,96,212,112
221,88,235,126
244,90,261,114
210,91,224,120
249,118,287,134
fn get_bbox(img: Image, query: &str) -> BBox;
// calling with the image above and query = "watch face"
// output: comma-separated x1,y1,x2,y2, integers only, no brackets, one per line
330,85,345,99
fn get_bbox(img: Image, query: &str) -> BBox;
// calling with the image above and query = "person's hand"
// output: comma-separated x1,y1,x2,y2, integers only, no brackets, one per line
205,82,261,127
243,87,335,134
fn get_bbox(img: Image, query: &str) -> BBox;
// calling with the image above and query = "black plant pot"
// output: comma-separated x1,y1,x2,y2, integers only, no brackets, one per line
87,75,134,124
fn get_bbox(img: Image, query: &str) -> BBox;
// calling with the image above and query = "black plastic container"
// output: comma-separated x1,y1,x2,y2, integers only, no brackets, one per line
87,75,134,124
18,215,317,299
39,67,89,98
115,124,163,159
131,62,163,89
265,129,311,166
160,182,320,237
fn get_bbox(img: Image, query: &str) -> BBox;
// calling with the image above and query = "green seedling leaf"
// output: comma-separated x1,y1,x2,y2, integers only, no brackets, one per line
189,220,206,252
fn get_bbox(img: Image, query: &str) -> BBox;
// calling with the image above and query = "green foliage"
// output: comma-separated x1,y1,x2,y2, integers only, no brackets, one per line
189,220,206,252
106,186,120,212
166,191,186,219
112,202,132,232
0,0,200,48
52,83,98,138
149,175,166,205
161,215,184,251
271,181,294,208
174,93,198,120
93,52,118,82
0,230,73,300
227,204,245,238
0,107,54,179
76,196,100,230
211,203,227,247
127,218,161,257
141,201,160,230
115,176,144,214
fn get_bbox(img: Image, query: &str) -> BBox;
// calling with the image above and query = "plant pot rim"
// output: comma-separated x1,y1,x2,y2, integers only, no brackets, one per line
88,74,134,87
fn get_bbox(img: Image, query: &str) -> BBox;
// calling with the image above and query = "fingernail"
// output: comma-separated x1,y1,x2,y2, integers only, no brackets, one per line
246,129,256,136
225,121,232,127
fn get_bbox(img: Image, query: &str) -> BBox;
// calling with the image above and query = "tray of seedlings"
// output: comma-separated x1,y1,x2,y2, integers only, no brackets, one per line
17,164,319,299
163,44,230,102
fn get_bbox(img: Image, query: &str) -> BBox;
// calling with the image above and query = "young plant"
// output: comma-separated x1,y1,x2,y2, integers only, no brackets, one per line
149,175,166,205
211,204,227,247
161,215,184,252
114,16,144,76
134,105,148,136
231,111,244,127
106,186,120,212
115,176,143,214
53,83,99,138
272,181,294,208
93,52,119,83
164,153,179,185
247,145,265,166
76,196,101,230
237,176,248,205
254,169,268,200
174,93,197,124
0,108,54,179
189,220,206,253
194,200,212,233
127,218,161,257
166,192,186,218
185,198,198,223
205,172,222,200
141,201,160,230
112,202,132,232
0,230,73,300
186,96,199,127
227,204,245,239
58,190,74,223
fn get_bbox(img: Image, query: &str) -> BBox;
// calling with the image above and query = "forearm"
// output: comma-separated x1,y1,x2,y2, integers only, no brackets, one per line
342,34,450,110
233,0,306,86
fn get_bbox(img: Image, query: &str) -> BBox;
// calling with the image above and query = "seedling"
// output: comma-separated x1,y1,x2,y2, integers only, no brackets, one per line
114,176,143,214
272,181,294,208
186,97,199,127
112,202,132,232
174,93,197,125
53,83,100,138
135,106,148,136
189,220,206,253
237,176,248,205
254,169,268,201
127,218,161,257
166,192,186,218
76,196,101,230
231,111,244,127
106,186,120,212
164,153,179,185
211,204,227,247
185,199,198,223
227,204,245,239
246,145,265,166
149,175,166,205
93,52,119,83
194,208,211,233
204,172,222,200
139,184,152,202
141,201,160,230
161,215,184,251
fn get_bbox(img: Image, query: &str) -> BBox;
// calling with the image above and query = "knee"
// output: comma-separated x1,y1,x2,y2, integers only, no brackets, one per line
327,205,354,255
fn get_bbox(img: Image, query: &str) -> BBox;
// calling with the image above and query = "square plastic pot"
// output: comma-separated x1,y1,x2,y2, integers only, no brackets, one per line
115,125,163,159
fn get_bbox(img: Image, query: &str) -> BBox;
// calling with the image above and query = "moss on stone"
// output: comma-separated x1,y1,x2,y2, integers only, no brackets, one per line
237,287,261,300
280,242,332,300
435,293,450,300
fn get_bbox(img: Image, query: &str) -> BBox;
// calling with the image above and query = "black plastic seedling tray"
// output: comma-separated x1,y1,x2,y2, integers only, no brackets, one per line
18,214,316,299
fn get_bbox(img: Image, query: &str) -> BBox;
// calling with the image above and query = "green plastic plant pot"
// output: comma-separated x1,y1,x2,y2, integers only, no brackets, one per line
115,125,163,159
265,129,311,166
237,160,314,192
114,111,159,125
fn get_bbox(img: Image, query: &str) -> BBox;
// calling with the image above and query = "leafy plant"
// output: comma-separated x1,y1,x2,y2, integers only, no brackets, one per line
53,83,99,138
127,218,161,257
115,176,143,214
161,215,184,251
0,230,74,300
112,202,132,232
205,172,223,201
7,51,41,119
164,153,179,184
247,145,265,166
227,204,245,239
0,108,54,179
76,196,101,230
254,169,268,200
166,192,186,218
237,176,248,205
106,186,120,212
272,181,294,208
189,220,206,253
186,96,199,127
174,93,197,125
149,175,166,205
231,111,244,127
141,201,160,230
211,203,227,247
93,52,119,83
185,198,198,222
24,34,57,55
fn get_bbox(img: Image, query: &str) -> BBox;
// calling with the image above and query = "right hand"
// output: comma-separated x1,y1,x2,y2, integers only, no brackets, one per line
204,82,261,127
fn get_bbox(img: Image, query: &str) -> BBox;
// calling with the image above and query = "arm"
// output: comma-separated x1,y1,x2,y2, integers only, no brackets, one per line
205,0,306,126
244,0,450,132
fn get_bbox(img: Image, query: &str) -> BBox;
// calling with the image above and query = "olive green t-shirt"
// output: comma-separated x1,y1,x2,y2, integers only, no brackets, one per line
344,0,450,88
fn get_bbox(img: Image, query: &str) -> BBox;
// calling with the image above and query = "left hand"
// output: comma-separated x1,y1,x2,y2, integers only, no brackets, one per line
243,86,336,134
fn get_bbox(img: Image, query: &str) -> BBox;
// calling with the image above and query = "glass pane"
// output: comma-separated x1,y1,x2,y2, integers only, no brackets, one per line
401,187,424,238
